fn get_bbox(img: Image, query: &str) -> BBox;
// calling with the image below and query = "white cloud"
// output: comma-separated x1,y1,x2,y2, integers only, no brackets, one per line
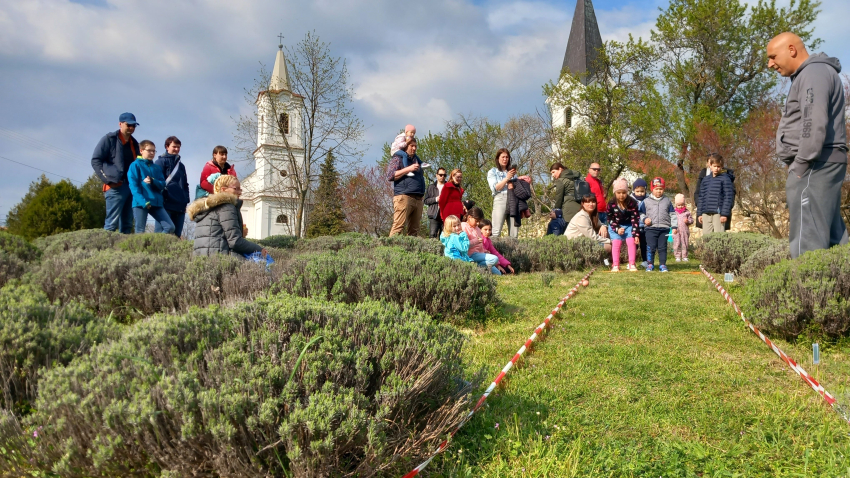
487,1,569,30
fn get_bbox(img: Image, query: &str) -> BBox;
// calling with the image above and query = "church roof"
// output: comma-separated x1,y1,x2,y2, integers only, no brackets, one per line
561,0,604,85
269,47,292,92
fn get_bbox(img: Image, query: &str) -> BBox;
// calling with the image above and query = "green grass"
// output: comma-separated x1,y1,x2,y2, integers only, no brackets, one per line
427,262,850,477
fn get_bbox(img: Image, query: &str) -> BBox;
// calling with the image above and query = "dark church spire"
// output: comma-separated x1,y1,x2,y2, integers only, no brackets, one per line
561,0,604,85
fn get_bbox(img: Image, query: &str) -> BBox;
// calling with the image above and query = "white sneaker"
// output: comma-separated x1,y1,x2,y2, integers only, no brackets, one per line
611,266,620,273
627,264,638,272
683,258,689,262
675,258,681,262
640,261,648,268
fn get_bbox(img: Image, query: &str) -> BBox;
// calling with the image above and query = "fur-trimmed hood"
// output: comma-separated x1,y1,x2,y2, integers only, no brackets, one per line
186,192,239,221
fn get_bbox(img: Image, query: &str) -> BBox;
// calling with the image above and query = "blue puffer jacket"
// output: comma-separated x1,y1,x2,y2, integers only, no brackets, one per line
127,157,166,209
154,153,190,212
697,170,735,218
440,232,474,262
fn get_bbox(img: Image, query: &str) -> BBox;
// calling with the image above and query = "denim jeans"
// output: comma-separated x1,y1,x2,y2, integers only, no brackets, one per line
607,224,633,240
469,252,502,275
133,206,175,234
155,210,185,237
104,183,134,234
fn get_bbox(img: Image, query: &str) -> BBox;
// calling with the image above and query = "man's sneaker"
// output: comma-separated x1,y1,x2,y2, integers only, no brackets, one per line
627,264,638,272
611,266,620,273
660,265,669,272
640,261,648,268
683,258,689,262
675,258,681,262
646,264,654,272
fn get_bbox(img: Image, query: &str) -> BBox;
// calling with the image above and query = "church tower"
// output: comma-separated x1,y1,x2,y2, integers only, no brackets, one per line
548,0,604,131
240,40,308,239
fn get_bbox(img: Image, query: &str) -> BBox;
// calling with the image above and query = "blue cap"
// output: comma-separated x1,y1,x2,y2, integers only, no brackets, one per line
632,178,647,189
118,112,139,125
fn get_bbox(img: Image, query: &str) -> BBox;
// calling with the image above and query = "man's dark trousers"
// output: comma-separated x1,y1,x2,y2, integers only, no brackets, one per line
787,160,849,258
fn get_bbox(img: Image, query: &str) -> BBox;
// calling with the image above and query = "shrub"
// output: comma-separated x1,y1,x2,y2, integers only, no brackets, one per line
739,241,791,279
0,252,28,288
276,246,497,322
31,249,275,320
743,244,850,339
25,294,470,477
33,228,125,259
116,233,193,258
0,284,119,414
0,231,41,263
696,232,782,273
492,235,605,273
376,235,444,256
294,232,374,252
257,234,299,249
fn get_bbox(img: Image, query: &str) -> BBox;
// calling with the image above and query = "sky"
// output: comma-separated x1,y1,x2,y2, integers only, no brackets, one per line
1,0,847,224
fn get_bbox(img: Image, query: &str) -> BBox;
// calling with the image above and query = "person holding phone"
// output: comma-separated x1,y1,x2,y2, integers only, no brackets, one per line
486,148,519,238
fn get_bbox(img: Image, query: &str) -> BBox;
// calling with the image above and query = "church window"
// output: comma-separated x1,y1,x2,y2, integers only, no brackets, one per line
279,113,290,135
564,107,573,128
276,214,289,225
260,115,264,138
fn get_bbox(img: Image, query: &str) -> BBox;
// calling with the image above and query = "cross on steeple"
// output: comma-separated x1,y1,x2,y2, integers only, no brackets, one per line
277,33,284,50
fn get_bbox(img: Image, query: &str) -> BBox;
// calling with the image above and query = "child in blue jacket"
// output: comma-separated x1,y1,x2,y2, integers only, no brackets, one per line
697,153,735,234
440,215,474,262
127,140,175,234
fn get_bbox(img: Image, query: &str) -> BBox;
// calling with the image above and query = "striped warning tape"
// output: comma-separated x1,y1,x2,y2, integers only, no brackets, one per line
700,265,846,420
401,269,596,478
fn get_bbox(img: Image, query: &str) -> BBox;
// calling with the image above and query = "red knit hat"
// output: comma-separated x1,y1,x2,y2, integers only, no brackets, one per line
651,177,665,190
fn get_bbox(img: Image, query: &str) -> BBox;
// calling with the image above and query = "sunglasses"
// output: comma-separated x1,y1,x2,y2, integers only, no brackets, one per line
436,173,446,177
590,168,601,171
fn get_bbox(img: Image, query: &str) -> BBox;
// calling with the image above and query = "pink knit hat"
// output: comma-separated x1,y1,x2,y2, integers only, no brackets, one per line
675,193,685,205
612,177,629,192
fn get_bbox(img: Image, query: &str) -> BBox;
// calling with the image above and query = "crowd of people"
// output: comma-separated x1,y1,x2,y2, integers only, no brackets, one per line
86,32,846,268
90,113,267,258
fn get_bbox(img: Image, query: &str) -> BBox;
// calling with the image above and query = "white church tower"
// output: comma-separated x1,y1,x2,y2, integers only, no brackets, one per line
547,0,604,134
240,40,308,239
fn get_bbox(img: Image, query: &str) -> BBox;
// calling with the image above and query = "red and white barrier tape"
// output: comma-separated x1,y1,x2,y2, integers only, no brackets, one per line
700,266,846,419
401,269,596,478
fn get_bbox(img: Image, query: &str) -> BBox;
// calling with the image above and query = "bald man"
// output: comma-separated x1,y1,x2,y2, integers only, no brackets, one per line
768,32,848,258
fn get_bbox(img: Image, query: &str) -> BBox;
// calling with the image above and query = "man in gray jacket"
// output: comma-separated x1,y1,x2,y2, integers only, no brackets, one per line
768,32,848,258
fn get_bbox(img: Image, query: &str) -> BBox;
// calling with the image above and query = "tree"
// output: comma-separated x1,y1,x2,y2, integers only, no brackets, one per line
341,166,394,236
306,150,349,237
6,176,97,240
234,31,365,238
544,37,666,194
652,0,821,201
80,174,106,229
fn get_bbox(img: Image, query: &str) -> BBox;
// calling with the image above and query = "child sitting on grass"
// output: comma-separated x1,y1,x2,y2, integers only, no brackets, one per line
440,215,473,263
480,219,514,274
462,207,502,275
673,193,694,262
606,178,640,272
638,177,678,272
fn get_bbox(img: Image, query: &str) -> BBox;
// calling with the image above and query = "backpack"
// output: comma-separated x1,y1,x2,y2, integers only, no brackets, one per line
573,177,592,202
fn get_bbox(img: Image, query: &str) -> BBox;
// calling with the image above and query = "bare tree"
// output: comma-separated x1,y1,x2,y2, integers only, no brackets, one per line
233,31,364,237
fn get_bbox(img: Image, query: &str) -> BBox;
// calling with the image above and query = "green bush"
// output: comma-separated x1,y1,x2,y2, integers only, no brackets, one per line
376,234,444,256
116,233,193,258
0,284,119,414
257,234,299,249
743,244,850,339
31,249,275,320
24,294,470,477
33,228,125,259
739,241,791,279
0,251,28,288
492,235,605,273
276,246,497,322
696,232,782,273
0,231,41,263
293,232,374,252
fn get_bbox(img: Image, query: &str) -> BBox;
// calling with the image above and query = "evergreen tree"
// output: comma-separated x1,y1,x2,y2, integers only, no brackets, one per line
6,175,98,240
306,150,350,238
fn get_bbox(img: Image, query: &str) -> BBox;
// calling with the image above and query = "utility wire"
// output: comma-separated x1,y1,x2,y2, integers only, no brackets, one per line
0,127,87,163
0,154,85,184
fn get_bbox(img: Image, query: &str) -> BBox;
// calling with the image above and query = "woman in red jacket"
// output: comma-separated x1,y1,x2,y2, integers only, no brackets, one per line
199,146,238,195
439,169,466,221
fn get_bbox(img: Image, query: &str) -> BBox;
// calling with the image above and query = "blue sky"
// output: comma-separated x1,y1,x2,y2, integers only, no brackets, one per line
1,0,847,223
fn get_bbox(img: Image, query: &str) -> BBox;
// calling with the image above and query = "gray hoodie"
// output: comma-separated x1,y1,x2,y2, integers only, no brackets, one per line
776,53,848,178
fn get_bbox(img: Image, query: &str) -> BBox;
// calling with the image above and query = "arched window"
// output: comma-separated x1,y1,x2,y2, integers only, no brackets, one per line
279,113,290,135
260,115,264,138
276,214,289,225
564,107,573,129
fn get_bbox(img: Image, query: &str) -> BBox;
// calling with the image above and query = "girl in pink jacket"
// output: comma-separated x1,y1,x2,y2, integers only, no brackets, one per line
479,218,514,274
673,194,694,262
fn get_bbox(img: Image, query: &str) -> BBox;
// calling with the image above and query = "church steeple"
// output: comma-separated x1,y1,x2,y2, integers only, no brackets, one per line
269,35,291,92
561,0,604,85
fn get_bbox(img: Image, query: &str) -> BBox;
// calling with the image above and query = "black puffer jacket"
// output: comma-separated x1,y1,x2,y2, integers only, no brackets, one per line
187,192,263,257
507,178,533,227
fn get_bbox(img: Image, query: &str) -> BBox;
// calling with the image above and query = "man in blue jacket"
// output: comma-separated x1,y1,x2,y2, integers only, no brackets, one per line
154,136,190,237
768,32,848,258
91,112,140,234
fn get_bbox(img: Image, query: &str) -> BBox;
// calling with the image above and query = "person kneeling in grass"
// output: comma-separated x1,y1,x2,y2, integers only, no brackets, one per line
480,218,514,274
462,207,502,275
187,175,267,258
440,215,474,263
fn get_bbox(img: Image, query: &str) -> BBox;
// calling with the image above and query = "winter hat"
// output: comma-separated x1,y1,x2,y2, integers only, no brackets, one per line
651,177,665,190
612,178,629,193
632,178,648,189
674,193,686,205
